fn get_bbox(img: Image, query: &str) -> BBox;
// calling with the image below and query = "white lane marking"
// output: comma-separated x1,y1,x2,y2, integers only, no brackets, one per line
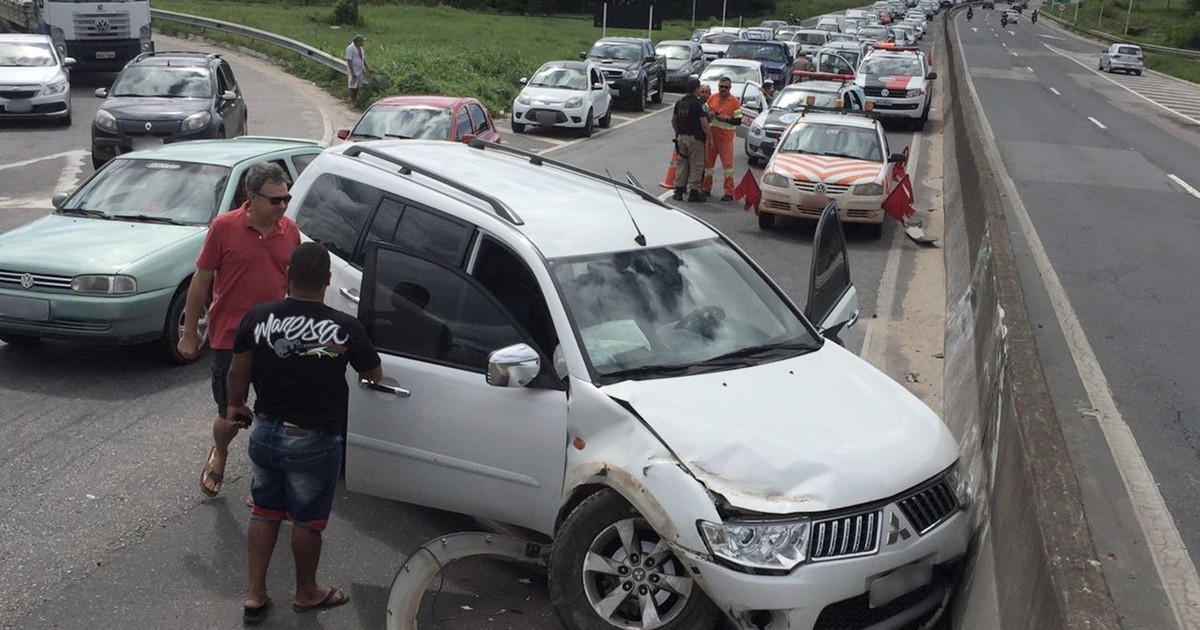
1011,51,1019,56
0,151,81,172
0,150,88,209
1050,87,1062,95
55,150,86,195
1043,43,1200,126
957,22,1200,630
1038,34,1065,40
1087,116,1107,129
542,104,674,156
972,27,979,32
1008,30,1016,35
1002,42,1008,47
1168,174,1200,199
1027,66,1034,72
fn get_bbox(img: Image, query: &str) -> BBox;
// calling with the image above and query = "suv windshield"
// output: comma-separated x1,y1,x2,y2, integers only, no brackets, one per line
701,32,739,45
794,32,828,45
550,239,819,381
589,42,642,61
656,45,692,61
778,121,882,161
0,42,55,67
726,42,786,63
112,66,213,98
861,55,923,76
352,105,452,140
60,159,231,225
528,65,588,90
700,64,759,84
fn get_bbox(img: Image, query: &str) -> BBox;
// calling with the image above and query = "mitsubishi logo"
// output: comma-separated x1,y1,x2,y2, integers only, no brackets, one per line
885,511,912,546
19,273,34,289
144,122,153,131
880,88,890,97
813,182,827,194
95,18,111,32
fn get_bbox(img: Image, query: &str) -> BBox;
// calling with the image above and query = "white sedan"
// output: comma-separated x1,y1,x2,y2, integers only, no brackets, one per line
511,60,613,136
698,58,768,119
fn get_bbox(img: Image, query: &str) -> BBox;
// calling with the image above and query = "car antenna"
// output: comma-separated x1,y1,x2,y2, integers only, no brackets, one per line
605,168,647,247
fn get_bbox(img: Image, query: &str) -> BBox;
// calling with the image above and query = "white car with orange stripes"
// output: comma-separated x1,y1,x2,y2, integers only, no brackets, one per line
854,46,936,130
757,110,909,239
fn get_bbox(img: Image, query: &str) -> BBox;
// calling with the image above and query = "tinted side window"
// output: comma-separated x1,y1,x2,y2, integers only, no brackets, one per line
366,248,523,371
467,103,489,134
393,205,473,267
294,174,382,265
365,197,405,248
455,110,473,140
291,153,317,175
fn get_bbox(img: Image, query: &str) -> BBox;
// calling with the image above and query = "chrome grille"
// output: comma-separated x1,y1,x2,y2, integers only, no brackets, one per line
793,181,850,194
898,480,957,534
863,86,888,97
0,88,38,99
809,510,881,561
73,13,132,39
0,270,72,290
601,69,623,80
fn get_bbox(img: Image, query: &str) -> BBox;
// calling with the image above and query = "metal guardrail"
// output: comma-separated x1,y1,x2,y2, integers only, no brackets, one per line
1041,10,1200,59
150,8,349,76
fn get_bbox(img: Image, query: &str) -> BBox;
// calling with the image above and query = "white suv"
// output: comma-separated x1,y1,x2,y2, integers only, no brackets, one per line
285,139,970,630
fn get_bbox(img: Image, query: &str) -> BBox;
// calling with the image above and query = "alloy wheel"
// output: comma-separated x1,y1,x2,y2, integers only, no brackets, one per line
580,517,694,629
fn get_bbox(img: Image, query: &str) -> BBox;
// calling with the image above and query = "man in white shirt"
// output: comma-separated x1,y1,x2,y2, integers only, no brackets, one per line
344,34,370,108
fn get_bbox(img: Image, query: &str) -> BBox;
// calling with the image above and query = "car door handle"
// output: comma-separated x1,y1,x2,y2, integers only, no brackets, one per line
339,287,360,304
359,379,410,397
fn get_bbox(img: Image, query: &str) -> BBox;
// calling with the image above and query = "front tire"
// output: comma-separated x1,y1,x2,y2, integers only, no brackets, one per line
512,119,526,134
161,286,207,365
549,489,719,630
758,211,776,229
635,80,648,112
599,106,612,128
580,109,594,137
651,73,665,103
865,221,884,239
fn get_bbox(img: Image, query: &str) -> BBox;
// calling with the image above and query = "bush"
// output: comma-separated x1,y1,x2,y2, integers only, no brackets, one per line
1168,12,1200,48
331,0,362,26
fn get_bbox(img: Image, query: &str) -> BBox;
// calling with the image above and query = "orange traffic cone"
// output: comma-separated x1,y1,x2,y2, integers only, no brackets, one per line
658,150,680,189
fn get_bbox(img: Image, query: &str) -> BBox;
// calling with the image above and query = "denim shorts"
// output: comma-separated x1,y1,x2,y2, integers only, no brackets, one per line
210,350,233,417
247,417,342,531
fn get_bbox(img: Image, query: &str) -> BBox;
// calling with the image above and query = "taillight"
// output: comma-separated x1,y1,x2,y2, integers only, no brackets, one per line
1112,54,1121,59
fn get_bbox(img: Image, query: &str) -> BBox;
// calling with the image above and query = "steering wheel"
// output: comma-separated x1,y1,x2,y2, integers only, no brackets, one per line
674,305,726,338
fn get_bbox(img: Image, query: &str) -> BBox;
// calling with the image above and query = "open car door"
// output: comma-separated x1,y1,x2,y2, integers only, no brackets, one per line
805,201,860,343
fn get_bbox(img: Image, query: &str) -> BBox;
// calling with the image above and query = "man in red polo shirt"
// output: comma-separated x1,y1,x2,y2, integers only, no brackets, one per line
178,162,300,497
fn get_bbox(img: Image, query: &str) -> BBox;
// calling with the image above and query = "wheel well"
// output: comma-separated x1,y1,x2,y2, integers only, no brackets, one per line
555,483,612,534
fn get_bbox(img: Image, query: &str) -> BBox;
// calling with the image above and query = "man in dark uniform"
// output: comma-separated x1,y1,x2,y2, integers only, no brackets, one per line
225,242,382,624
671,77,712,203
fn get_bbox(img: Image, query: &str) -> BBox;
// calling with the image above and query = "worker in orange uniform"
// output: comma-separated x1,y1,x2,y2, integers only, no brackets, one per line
703,77,742,202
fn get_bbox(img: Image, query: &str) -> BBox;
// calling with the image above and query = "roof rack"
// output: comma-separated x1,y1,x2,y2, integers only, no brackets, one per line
341,144,523,225
465,139,672,210
231,136,326,146
132,50,220,62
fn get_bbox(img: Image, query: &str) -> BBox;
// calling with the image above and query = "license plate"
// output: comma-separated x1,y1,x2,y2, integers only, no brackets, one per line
868,561,933,609
534,111,558,126
5,100,32,114
0,295,51,322
96,51,116,59
608,88,620,98
875,98,893,106
132,137,163,151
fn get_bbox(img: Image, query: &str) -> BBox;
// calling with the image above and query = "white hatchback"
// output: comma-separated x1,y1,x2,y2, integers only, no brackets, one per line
511,60,613,136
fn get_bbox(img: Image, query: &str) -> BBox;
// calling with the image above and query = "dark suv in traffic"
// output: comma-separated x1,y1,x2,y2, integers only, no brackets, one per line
90,51,248,169
581,37,666,111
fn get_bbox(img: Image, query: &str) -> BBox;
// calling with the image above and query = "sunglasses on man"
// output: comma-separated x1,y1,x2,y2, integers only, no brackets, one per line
253,190,293,206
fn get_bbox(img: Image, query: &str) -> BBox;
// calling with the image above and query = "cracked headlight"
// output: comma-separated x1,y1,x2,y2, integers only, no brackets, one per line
946,464,973,508
853,183,884,195
762,172,791,188
181,111,212,134
700,519,810,571
40,79,69,96
94,109,117,133
71,275,137,295
517,94,532,105
564,96,583,108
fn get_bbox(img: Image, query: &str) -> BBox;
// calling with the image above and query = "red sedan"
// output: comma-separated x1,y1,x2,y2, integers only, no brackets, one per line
336,95,502,144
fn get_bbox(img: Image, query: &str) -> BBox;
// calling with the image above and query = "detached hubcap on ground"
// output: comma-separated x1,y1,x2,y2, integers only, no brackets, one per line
581,517,693,629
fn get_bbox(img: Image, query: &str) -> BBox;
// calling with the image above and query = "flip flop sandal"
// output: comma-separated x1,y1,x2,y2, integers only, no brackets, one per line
200,446,224,498
292,587,349,613
243,596,271,625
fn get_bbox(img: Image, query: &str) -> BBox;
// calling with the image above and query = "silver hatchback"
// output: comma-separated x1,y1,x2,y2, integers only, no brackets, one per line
1100,43,1144,76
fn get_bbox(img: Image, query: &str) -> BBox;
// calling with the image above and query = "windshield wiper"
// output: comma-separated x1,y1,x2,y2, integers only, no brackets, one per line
111,213,187,225
603,363,695,379
698,341,818,365
819,151,863,160
384,133,413,139
351,132,382,139
57,207,111,219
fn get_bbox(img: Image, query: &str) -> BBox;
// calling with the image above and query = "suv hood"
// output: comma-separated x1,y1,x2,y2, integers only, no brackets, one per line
602,342,956,514
0,214,203,276
590,58,639,72
101,97,210,121
2,66,64,85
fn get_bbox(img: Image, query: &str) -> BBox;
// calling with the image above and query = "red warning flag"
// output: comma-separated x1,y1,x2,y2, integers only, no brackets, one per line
733,170,762,213
882,174,916,223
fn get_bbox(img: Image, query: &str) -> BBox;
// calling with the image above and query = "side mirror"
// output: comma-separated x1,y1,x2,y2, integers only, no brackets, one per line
926,71,937,80
336,128,350,140
461,133,476,144
888,152,907,163
593,82,606,90
486,343,541,388
63,57,76,67
94,87,108,98
717,51,726,58
51,192,70,208
220,90,237,101
579,51,587,60
519,77,528,85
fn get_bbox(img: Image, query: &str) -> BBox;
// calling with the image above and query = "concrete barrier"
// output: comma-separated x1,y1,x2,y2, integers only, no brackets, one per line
939,9,1124,629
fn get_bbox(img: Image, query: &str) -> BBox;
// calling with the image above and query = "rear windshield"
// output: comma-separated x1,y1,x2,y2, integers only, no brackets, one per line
794,32,829,45
1117,46,1141,55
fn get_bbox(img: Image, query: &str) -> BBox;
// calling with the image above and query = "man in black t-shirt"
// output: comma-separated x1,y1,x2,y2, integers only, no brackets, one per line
671,77,712,203
226,242,382,624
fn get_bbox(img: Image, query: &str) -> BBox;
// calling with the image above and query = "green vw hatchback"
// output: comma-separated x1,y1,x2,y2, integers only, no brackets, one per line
0,137,326,363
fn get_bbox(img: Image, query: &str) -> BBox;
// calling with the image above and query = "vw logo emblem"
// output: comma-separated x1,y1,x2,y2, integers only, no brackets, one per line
19,273,34,289
97,3,103,9
95,18,110,32
814,182,827,194
880,88,890,97
144,122,153,131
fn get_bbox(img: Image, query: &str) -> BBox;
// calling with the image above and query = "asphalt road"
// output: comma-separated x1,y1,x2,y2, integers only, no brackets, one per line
956,7,1200,629
0,27,948,630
